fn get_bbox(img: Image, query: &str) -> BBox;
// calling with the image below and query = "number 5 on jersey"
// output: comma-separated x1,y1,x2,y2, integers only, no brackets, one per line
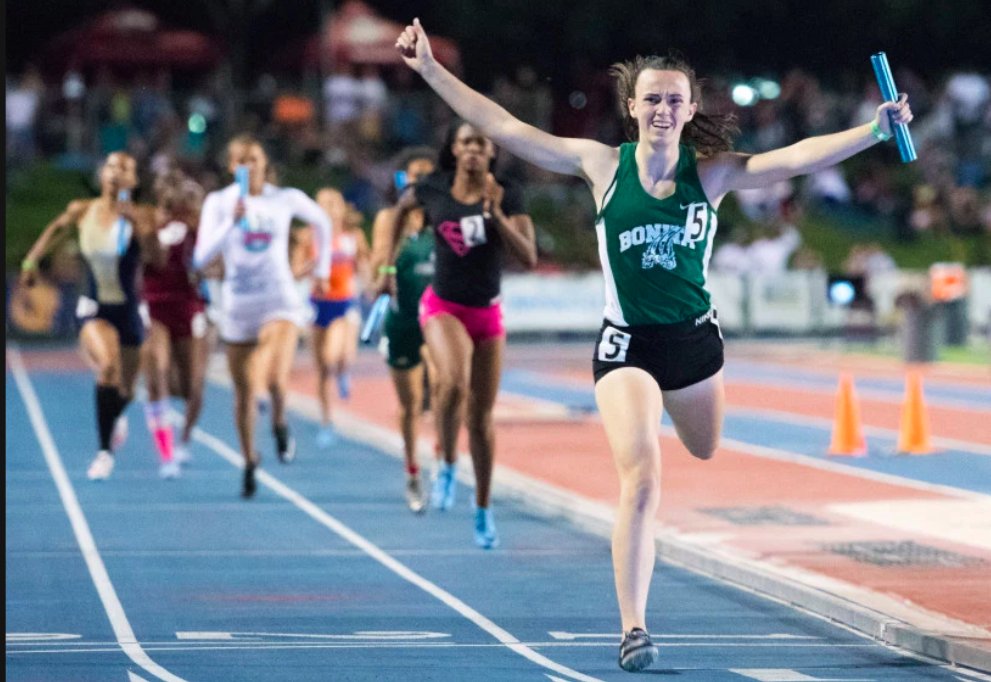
681,202,710,248
598,326,631,363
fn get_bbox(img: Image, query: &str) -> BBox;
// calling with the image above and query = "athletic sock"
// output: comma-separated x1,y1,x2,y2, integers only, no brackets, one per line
144,399,175,463
96,385,128,451
274,424,289,453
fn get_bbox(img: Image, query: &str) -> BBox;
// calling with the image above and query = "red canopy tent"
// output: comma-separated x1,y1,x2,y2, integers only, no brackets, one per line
42,7,223,72
300,1,460,70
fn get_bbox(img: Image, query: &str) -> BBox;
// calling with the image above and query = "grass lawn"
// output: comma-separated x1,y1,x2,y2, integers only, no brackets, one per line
6,163,94,268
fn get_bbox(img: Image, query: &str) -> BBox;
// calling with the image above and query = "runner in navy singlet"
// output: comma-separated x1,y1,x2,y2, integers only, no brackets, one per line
19,152,161,481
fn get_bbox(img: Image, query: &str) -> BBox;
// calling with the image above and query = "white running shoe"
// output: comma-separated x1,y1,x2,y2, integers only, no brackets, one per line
159,460,181,480
110,416,129,451
405,474,426,514
87,451,115,481
174,443,192,465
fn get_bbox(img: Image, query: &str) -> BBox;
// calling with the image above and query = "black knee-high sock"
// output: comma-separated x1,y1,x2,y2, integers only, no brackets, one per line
95,385,128,451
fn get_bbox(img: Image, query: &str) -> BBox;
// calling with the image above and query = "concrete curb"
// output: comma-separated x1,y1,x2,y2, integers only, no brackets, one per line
212,365,991,675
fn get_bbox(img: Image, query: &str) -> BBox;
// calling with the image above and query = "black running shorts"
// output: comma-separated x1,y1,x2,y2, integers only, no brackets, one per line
592,310,724,391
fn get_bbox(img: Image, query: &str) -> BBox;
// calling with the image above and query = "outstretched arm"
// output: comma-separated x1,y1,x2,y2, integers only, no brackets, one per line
20,199,89,287
701,95,913,200
396,18,617,190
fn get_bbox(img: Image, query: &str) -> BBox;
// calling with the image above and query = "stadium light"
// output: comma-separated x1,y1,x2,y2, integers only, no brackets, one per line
188,113,207,134
731,83,759,107
755,78,781,100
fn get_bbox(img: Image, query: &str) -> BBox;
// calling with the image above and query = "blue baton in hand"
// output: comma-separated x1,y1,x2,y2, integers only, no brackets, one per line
871,52,917,163
360,294,391,344
116,189,131,256
234,165,251,230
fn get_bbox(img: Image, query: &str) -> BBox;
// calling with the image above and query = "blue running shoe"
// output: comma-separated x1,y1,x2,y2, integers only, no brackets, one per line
473,507,499,549
441,464,457,510
430,463,456,511
337,373,351,400
316,425,337,449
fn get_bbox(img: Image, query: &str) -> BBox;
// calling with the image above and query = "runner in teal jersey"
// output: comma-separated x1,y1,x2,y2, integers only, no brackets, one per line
370,147,439,513
396,18,913,672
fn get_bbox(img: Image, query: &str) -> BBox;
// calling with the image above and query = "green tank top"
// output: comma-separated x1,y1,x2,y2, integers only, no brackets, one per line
595,142,717,325
394,228,435,318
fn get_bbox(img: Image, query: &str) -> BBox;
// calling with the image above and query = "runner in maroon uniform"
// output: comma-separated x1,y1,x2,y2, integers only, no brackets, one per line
141,170,209,477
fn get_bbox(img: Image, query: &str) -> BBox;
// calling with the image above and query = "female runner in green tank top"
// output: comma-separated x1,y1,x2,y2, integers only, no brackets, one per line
396,18,913,672
369,147,440,514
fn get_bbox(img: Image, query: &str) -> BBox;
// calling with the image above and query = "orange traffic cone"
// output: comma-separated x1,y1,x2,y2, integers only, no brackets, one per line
828,373,867,456
897,369,934,455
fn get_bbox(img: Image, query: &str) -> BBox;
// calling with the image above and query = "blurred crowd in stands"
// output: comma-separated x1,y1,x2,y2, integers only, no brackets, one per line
7,60,991,272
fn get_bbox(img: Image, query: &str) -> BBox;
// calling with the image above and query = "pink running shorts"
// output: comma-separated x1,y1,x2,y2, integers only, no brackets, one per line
418,286,504,343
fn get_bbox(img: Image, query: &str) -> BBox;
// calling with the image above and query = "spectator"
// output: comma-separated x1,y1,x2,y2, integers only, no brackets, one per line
908,184,948,234
789,245,824,272
747,222,802,274
6,66,44,166
945,72,991,187
387,67,430,146
323,64,362,131
357,65,388,145
711,226,752,275
948,186,984,235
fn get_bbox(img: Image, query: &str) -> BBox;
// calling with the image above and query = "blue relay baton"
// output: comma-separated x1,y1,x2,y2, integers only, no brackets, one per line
116,189,131,255
360,294,391,344
234,165,251,230
871,52,917,163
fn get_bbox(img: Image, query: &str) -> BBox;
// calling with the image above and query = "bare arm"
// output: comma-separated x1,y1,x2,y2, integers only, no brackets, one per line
386,189,420,265
396,18,618,193
193,191,237,270
368,206,399,275
289,189,333,281
354,229,372,289
20,200,89,286
494,213,537,269
131,205,164,267
701,96,913,200
483,174,537,268
373,189,419,296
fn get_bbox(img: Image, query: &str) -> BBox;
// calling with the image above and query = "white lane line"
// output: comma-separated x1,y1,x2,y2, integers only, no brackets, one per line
730,670,874,681
8,548,593,559
192,426,604,682
6,347,187,682
8,641,880,655
548,632,817,640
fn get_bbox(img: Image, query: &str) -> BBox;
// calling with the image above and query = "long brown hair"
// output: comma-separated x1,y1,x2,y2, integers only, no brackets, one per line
226,133,279,183
154,170,204,222
609,53,738,158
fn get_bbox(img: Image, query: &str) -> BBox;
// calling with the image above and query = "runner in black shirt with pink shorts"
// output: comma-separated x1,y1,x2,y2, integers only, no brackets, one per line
382,121,537,548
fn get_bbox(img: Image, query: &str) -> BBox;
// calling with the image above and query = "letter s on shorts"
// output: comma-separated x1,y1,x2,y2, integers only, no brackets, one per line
597,325,631,363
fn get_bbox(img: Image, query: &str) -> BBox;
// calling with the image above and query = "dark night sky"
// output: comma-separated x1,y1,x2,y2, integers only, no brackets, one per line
6,0,991,91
